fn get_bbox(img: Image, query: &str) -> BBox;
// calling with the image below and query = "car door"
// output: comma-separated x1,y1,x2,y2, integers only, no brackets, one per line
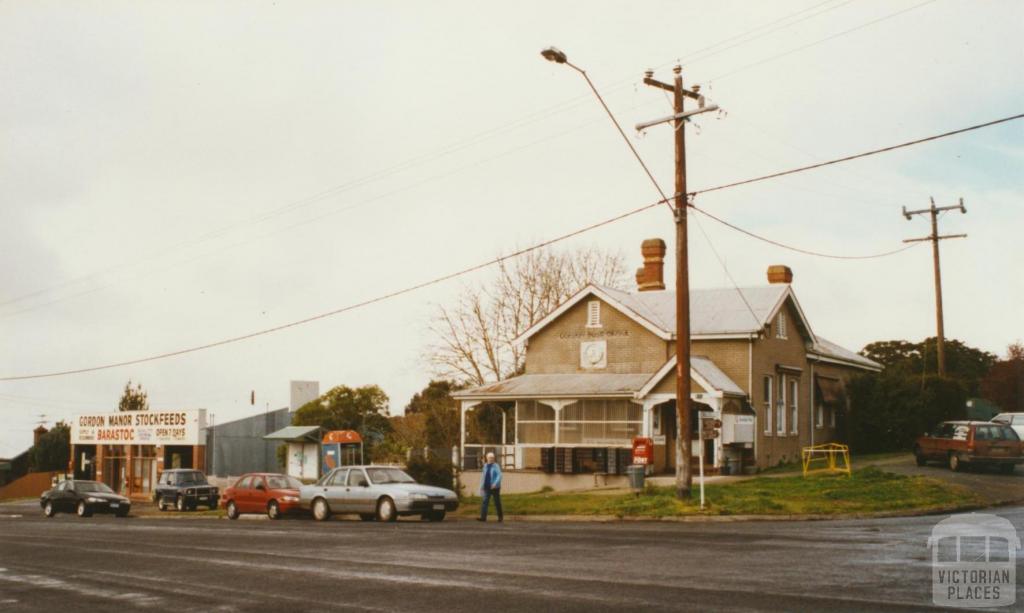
346,468,374,514
988,425,1019,460
61,481,78,512
324,469,349,509
972,425,993,458
51,481,69,511
233,476,253,512
251,476,270,512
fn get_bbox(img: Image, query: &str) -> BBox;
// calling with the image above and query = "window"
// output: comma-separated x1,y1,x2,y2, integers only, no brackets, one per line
348,470,369,487
776,376,786,435
558,399,642,445
586,300,601,328
816,402,823,429
777,312,787,339
789,378,799,434
762,376,773,435
236,476,252,489
329,469,349,486
516,400,556,444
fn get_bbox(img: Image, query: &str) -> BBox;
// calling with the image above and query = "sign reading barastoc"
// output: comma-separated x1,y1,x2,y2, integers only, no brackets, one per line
71,409,206,445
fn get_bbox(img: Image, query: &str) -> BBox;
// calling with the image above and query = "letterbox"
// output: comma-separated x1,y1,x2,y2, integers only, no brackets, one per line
632,436,654,465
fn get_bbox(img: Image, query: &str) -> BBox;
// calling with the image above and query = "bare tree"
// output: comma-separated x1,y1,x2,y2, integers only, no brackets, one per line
427,246,627,386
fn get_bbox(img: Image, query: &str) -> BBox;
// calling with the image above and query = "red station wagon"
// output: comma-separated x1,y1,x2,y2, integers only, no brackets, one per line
914,421,1023,473
221,473,303,520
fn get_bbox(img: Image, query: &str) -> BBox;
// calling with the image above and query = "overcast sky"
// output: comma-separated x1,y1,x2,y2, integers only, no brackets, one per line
1,0,1021,455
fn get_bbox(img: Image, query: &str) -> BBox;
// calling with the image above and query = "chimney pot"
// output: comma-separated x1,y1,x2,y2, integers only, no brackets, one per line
636,238,667,292
767,265,793,284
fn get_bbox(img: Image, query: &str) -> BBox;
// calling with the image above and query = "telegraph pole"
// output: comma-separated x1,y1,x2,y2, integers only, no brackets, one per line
902,198,967,377
640,66,717,500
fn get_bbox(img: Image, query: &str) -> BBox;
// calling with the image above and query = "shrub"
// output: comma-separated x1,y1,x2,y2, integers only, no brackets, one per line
405,454,455,490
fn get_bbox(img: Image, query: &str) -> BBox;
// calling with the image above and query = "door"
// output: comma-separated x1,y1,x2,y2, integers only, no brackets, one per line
251,476,269,512
346,468,374,514
323,469,349,508
234,476,253,512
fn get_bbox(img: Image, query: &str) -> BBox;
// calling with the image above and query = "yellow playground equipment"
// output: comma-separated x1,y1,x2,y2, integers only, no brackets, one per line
801,443,852,477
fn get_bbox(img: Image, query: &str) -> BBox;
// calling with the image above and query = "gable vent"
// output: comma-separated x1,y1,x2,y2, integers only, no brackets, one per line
586,300,601,328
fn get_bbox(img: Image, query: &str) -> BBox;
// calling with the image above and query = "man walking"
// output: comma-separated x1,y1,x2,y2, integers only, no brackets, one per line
477,451,503,522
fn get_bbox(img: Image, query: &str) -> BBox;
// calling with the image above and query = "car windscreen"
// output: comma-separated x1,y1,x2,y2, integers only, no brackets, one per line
178,471,207,484
267,476,302,490
75,482,114,494
366,468,416,484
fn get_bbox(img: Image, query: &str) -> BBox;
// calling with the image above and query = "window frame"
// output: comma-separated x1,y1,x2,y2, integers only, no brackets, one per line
776,376,786,435
777,312,788,339
789,378,799,435
763,375,773,435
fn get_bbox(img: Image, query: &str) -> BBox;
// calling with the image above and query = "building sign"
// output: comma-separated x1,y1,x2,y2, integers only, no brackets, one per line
71,409,206,446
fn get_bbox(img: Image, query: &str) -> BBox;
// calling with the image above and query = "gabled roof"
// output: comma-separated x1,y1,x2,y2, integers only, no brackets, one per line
516,282,814,343
637,355,747,399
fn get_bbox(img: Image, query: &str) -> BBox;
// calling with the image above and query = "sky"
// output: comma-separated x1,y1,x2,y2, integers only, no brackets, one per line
1,0,1022,456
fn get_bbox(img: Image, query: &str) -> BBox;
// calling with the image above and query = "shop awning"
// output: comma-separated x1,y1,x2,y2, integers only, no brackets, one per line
263,425,322,443
815,376,845,405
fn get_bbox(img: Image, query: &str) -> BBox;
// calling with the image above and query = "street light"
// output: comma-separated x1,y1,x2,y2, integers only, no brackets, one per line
540,46,567,64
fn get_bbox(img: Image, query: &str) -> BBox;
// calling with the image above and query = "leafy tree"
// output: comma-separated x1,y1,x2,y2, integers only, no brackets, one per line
291,385,391,460
29,422,70,472
118,380,149,412
981,341,1024,413
405,380,463,450
847,374,967,453
861,337,997,395
428,246,627,385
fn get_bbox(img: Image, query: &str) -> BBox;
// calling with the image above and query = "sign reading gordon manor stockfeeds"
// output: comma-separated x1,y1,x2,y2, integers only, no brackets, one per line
71,409,206,445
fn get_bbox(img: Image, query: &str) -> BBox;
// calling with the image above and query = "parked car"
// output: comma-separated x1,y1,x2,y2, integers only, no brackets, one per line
153,468,219,511
40,479,131,518
221,473,303,520
299,465,459,522
992,413,1024,441
914,421,1023,472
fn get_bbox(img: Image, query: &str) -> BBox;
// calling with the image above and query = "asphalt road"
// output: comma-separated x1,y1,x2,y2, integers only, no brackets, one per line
1,500,1023,612
868,454,1024,505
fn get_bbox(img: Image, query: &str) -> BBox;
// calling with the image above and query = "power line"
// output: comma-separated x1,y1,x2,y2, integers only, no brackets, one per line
3,111,1020,381
690,204,921,260
708,0,940,82
691,112,1024,196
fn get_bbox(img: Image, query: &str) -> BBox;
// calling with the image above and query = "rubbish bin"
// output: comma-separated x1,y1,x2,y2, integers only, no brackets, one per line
627,464,646,491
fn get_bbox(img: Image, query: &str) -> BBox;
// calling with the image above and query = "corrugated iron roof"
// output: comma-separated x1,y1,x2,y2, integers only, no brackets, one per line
454,373,652,399
691,356,746,396
598,284,787,335
810,336,881,370
263,425,322,442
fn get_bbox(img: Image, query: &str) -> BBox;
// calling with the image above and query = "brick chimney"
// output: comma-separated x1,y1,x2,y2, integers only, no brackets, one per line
766,265,793,284
635,238,666,292
33,425,48,445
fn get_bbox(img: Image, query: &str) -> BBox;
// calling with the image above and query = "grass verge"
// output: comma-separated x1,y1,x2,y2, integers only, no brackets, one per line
457,466,982,518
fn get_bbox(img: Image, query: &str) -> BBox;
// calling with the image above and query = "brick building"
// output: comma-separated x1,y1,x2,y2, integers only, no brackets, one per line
453,238,880,487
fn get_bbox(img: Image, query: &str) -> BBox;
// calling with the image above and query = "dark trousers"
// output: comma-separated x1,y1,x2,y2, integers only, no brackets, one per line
480,487,503,520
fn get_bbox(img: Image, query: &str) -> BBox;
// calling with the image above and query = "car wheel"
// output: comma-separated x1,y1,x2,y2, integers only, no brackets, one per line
267,501,281,520
226,501,240,520
949,452,963,472
175,495,186,512
76,501,92,518
359,514,375,522
43,501,55,518
376,497,397,522
1000,464,1015,474
914,447,927,467
156,496,167,511
312,498,331,522
428,511,446,522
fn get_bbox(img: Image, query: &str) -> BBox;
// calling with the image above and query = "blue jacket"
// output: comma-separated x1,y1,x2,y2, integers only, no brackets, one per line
480,462,502,492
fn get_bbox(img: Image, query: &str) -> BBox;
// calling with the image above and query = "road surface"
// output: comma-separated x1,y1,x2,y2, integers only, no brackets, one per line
1,500,1022,612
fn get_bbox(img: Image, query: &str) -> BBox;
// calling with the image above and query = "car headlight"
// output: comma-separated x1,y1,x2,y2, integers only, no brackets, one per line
186,488,195,495
410,493,428,501
282,495,298,502
86,497,101,503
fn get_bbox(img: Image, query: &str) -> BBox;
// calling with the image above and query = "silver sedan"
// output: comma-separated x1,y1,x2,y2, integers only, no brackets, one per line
299,465,459,522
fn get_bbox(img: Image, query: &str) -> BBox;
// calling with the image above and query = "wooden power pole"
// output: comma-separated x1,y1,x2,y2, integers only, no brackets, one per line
902,198,967,377
640,66,717,500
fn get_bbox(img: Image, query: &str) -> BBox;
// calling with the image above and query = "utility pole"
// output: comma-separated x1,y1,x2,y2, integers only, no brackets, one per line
902,197,967,377
639,66,718,500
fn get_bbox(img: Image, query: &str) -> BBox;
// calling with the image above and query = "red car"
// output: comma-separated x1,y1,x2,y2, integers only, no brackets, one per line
221,473,303,520
914,421,1023,473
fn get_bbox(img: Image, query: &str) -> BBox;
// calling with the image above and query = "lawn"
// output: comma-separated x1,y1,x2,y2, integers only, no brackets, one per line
458,466,981,518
